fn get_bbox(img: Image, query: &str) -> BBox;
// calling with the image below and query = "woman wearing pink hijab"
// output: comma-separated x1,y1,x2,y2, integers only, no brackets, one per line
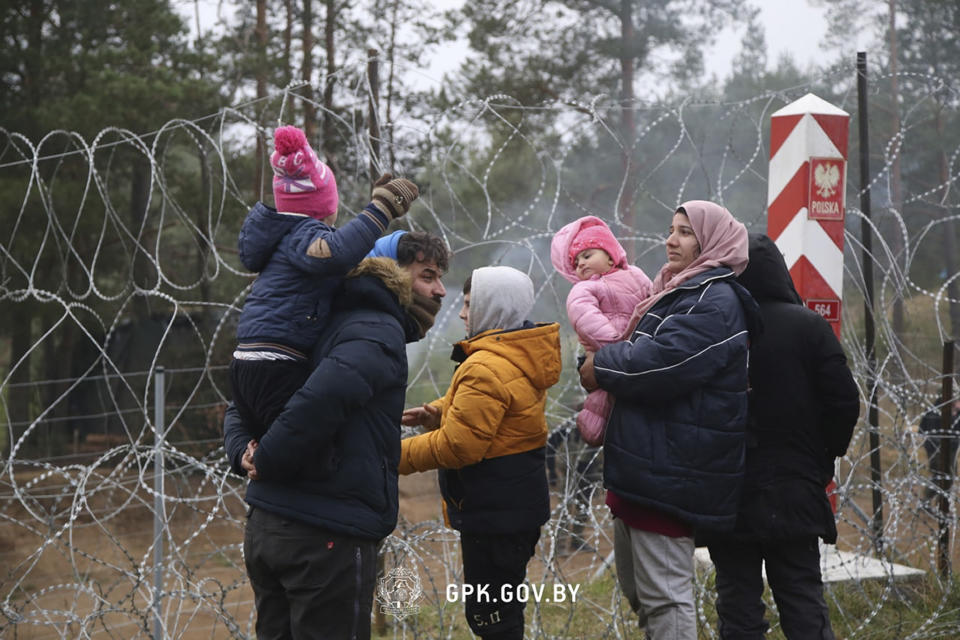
580,201,761,639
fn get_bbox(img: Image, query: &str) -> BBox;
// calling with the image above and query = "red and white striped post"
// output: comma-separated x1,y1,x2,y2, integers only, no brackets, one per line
767,93,850,511
767,93,850,339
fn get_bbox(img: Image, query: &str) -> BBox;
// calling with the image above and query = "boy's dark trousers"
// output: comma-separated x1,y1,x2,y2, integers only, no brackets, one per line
244,506,377,640
459,529,540,640
230,359,310,440
708,536,835,640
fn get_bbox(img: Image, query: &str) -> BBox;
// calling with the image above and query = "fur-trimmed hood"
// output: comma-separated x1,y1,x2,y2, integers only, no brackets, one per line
346,257,412,309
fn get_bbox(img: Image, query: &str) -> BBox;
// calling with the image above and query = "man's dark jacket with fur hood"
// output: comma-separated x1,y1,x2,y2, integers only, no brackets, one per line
223,257,415,540
729,233,860,544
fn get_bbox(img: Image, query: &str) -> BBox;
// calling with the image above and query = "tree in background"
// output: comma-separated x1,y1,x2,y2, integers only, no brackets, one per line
895,0,960,340
0,0,224,455
1,0,220,138
3,0,957,458
815,0,958,378
369,0,450,174
447,0,743,255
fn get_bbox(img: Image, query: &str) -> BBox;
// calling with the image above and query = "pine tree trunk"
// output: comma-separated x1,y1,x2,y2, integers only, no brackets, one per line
322,0,340,174
197,147,213,319
26,0,44,115
255,0,268,199
42,320,77,459
386,0,399,172
130,156,154,318
618,0,637,261
888,0,905,337
7,306,34,458
302,0,317,140
937,108,960,339
284,0,293,86
368,50,380,183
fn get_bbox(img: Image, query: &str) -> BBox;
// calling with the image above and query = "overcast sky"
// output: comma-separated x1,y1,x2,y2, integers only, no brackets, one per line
705,2,830,77
419,1,836,89
180,0,838,90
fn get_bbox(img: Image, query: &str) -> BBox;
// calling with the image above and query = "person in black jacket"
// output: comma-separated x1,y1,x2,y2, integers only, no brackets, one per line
706,233,860,640
580,201,761,639
223,257,417,640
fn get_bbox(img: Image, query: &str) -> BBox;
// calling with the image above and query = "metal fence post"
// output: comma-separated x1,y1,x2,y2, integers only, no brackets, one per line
938,342,956,578
857,51,884,552
153,366,166,639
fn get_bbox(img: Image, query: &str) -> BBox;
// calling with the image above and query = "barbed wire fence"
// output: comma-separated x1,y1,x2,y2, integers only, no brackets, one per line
2,56,960,638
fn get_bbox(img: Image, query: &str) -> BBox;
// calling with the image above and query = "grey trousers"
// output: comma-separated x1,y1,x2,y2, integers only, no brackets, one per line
614,518,697,639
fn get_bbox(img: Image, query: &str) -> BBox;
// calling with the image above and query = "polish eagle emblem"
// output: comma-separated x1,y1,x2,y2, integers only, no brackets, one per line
814,162,841,198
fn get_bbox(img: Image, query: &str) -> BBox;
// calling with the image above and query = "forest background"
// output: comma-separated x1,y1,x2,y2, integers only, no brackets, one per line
2,0,957,456
2,0,960,638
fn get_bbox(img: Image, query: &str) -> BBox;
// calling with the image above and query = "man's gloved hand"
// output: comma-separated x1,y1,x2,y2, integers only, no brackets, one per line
371,173,419,219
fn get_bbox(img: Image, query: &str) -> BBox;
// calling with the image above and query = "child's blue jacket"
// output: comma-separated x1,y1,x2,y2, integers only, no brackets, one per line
236,202,390,353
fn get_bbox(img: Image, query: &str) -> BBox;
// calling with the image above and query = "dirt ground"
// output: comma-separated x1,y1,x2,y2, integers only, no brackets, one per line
0,466,612,639
3,445,948,639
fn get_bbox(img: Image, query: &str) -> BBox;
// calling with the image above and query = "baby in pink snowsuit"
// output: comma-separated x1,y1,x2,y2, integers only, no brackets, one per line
550,216,652,445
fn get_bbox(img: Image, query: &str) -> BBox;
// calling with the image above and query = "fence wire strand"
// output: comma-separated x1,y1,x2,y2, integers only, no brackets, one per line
2,60,960,638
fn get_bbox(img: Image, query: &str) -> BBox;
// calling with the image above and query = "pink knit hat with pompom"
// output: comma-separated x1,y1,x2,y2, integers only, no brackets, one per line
568,221,625,269
271,125,339,220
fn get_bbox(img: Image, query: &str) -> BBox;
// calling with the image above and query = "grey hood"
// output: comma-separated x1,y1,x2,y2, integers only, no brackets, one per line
469,266,535,337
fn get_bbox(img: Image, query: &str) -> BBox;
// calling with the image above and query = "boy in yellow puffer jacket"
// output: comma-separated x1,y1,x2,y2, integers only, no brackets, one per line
399,266,561,640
